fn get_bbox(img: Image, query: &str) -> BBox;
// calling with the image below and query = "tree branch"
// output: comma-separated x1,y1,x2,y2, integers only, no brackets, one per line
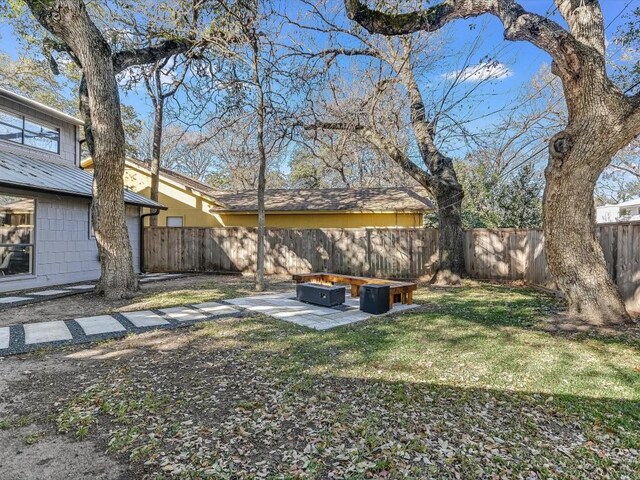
301,121,434,190
113,39,194,74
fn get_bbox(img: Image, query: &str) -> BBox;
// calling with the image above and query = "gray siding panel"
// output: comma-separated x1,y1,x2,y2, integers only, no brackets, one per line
0,189,142,292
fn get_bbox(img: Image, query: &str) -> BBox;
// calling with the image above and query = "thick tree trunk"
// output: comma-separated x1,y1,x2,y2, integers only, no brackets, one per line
432,183,465,285
149,100,163,227
544,124,632,325
26,0,138,299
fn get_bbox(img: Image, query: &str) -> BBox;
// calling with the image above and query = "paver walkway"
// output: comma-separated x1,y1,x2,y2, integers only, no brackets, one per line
0,290,419,356
0,273,185,309
0,301,239,356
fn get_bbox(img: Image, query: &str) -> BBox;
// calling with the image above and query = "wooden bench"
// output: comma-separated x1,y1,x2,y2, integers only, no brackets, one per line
292,273,417,310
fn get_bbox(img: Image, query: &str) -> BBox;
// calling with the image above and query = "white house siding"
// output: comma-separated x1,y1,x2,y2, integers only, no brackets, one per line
0,94,79,167
0,189,141,293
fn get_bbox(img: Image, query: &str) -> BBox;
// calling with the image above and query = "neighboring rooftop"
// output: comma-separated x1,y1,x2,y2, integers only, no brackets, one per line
612,197,640,207
0,151,165,209
0,87,84,126
84,157,433,213
211,188,434,212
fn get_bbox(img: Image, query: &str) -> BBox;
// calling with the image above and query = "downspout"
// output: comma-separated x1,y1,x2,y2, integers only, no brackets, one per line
139,208,160,273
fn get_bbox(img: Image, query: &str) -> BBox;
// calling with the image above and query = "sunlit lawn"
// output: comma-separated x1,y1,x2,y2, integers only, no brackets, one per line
50,282,640,478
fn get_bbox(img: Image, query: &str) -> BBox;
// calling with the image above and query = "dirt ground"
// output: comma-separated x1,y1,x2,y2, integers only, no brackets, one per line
0,274,294,328
0,354,132,479
0,335,183,479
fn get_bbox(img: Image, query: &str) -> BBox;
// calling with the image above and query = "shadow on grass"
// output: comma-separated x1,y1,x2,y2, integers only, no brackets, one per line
44,318,640,478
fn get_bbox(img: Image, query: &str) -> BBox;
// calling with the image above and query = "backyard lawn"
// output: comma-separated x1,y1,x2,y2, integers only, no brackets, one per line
1,279,638,479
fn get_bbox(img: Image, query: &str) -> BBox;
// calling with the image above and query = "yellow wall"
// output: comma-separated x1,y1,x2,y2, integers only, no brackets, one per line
89,162,425,228
218,212,424,228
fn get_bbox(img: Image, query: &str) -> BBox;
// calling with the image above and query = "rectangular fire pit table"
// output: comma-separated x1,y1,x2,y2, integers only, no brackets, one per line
296,282,346,307
293,273,417,310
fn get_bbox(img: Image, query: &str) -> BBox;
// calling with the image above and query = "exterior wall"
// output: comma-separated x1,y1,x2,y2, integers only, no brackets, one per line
0,94,79,166
597,204,640,223
0,187,141,293
217,212,424,228
111,164,425,228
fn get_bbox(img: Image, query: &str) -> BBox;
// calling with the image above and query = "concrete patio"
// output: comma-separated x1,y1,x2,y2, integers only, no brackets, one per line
227,290,418,330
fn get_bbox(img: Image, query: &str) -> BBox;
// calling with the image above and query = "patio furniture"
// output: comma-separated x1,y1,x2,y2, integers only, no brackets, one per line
296,282,346,307
292,273,417,310
360,284,391,314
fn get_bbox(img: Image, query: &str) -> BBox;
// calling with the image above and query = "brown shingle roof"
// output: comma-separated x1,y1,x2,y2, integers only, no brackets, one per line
211,188,434,212
108,159,434,213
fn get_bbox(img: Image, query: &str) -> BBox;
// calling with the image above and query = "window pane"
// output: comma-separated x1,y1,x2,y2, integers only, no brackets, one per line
24,121,60,153
0,245,32,276
0,123,22,143
0,194,34,276
0,110,22,128
167,216,184,227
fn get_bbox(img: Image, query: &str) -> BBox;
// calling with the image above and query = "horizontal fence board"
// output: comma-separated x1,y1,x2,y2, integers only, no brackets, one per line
144,225,640,311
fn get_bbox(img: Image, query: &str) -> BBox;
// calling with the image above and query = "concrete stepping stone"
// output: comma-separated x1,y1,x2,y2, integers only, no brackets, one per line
75,315,126,335
0,296,31,304
160,307,207,322
30,289,70,296
193,302,238,316
65,284,94,291
122,310,169,328
0,327,9,349
24,321,73,344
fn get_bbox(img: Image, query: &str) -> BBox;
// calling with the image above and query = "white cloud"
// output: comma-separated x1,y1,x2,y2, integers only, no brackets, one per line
444,62,513,82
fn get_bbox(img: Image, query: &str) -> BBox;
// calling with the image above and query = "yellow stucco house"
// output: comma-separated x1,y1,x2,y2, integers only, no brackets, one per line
81,158,434,228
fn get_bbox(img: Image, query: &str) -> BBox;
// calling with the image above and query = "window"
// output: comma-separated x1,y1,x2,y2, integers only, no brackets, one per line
166,216,184,227
0,108,60,154
0,194,35,276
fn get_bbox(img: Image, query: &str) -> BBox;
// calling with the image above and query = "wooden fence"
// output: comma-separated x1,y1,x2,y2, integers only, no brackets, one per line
143,224,640,310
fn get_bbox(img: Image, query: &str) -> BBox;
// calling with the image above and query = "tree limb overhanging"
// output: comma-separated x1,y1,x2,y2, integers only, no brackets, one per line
344,0,640,325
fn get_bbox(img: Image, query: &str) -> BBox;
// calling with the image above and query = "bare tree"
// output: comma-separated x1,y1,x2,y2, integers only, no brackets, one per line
202,0,294,291
345,0,640,325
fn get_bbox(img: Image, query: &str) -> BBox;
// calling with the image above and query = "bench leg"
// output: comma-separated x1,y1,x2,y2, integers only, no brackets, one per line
407,291,413,304
389,295,394,310
351,285,360,297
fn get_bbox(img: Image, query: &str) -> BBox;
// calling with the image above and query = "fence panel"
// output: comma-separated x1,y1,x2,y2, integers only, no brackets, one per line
143,224,640,310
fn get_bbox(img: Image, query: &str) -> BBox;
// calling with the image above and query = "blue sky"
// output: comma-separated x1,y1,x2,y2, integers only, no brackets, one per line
0,0,635,148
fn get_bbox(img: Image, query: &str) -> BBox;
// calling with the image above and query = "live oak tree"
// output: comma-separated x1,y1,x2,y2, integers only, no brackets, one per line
344,0,640,325
21,0,224,299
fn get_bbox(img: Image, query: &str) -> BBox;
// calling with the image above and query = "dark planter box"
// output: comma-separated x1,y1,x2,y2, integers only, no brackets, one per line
360,284,391,314
296,283,345,307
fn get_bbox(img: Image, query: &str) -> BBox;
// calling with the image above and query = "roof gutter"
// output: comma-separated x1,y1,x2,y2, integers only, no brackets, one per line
139,208,160,273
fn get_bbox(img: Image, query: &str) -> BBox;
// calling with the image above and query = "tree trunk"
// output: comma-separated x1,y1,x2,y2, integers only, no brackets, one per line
544,125,632,325
26,0,138,299
432,182,465,285
253,33,267,293
149,99,163,227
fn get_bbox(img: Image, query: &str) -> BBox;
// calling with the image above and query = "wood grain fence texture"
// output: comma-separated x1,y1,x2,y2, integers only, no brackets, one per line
144,225,640,310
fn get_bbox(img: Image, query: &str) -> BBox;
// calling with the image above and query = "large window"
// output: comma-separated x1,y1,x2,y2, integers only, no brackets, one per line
0,109,60,154
0,195,34,276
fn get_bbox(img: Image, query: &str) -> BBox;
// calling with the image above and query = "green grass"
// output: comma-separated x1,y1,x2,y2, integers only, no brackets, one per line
56,282,640,478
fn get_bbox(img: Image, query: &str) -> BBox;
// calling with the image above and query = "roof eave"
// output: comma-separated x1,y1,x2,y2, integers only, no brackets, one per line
0,181,166,210
0,88,84,126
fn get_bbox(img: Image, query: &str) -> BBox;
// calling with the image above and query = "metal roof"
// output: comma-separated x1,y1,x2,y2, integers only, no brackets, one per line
0,151,165,209
0,88,84,126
